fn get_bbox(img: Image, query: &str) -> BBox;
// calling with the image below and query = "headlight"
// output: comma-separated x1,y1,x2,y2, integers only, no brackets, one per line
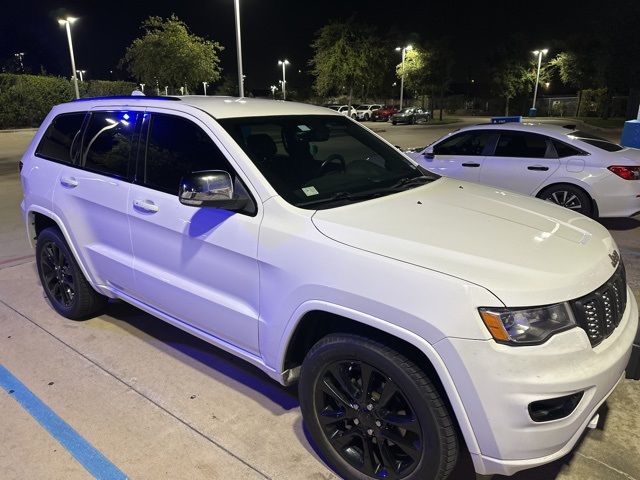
479,303,576,345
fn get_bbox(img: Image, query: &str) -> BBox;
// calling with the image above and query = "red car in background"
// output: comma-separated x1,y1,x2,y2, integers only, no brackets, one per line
370,105,399,121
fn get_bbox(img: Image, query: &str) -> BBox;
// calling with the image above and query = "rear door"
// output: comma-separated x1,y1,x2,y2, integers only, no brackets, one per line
53,108,141,293
479,131,560,194
425,130,496,182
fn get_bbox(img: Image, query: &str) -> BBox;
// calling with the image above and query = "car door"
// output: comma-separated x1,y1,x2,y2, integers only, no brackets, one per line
128,110,261,354
53,108,141,293
478,131,560,194
421,130,497,182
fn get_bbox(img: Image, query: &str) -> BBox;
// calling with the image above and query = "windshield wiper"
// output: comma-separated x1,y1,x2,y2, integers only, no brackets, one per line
297,190,386,207
389,175,432,190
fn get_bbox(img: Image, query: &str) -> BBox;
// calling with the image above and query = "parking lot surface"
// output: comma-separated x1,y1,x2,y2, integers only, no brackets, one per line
1,120,639,480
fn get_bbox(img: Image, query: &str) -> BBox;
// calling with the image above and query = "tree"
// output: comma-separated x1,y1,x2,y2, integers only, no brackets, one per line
121,15,224,93
395,48,428,97
490,60,528,115
549,51,593,116
310,19,386,108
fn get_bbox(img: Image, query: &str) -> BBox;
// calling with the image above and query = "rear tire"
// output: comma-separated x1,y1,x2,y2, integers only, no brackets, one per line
537,184,593,217
299,333,459,480
36,227,108,320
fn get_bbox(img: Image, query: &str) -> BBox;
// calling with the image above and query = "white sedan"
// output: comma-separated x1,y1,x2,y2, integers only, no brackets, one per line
327,104,357,118
406,122,640,217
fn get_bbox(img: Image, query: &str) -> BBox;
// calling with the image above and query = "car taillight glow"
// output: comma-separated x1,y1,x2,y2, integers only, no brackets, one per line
608,165,640,180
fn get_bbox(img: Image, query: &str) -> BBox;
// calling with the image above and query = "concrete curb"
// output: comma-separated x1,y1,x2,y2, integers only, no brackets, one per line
0,128,38,134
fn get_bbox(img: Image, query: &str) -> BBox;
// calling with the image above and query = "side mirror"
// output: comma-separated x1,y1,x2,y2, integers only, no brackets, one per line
179,170,248,210
422,147,435,160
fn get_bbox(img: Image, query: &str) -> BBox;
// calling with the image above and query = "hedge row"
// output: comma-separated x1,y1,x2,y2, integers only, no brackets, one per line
0,74,137,129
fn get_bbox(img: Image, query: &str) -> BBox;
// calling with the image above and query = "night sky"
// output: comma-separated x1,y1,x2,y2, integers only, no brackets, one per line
1,0,637,92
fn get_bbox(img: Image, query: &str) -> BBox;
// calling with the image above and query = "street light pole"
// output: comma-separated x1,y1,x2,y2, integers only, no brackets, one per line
234,0,245,97
278,60,290,100
76,70,85,82
58,17,80,99
395,45,412,110
203,81,208,96
531,49,548,112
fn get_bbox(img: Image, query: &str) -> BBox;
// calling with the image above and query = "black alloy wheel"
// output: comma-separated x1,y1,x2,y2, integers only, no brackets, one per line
40,240,76,308
300,334,458,480
316,360,423,478
36,227,107,319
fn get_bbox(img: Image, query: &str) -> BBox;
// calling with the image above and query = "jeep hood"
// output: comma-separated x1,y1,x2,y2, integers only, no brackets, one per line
311,178,618,306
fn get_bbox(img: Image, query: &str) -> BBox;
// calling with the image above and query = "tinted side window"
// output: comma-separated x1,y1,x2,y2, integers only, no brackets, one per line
434,132,493,156
144,114,234,194
494,132,547,158
81,111,138,178
552,140,583,158
36,112,86,163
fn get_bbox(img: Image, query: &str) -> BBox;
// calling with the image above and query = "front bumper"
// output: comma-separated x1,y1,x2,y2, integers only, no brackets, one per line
626,316,640,379
435,288,638,476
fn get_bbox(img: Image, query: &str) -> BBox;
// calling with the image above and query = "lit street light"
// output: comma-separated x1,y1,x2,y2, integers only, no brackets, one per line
234,0,245,97
531,48,548,116
140,83,145,93
14,52,25,72
270,85,278,99
203,81,209,96
278,59,290,100
395,45,412,110
58,17,80,99
76,70,86,82
164,86,168,96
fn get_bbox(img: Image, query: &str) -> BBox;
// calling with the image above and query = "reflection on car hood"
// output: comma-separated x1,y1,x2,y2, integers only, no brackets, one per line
311,178,617,306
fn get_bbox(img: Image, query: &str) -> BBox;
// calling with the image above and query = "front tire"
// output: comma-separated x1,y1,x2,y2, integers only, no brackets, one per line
36,227,108,319
299,334,459,480
537,184,593,217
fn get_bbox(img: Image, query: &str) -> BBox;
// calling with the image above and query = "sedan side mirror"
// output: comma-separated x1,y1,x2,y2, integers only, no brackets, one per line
422,147,435,160
179,170,248,210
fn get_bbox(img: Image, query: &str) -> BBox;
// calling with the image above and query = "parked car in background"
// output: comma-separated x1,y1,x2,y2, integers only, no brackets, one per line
391,107,432,125
371,105,399,122
327,104,357,118
355,104,382,121
405,122,640,218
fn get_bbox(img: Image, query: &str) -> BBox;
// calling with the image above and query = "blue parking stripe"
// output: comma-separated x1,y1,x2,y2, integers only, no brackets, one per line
0,364,127,480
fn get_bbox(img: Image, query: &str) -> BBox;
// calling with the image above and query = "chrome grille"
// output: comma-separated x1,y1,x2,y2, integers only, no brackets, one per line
570,264,627,347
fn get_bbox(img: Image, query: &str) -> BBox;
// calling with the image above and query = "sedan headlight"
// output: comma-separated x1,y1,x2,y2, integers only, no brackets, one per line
479,303,576,345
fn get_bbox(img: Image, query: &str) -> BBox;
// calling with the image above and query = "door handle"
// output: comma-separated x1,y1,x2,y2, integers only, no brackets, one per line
527,165,549,171
461,162,480,167
133,199,159,213
60,176,78,188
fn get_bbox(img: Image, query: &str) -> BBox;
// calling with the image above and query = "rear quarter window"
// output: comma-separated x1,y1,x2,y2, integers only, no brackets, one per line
35,112,87,163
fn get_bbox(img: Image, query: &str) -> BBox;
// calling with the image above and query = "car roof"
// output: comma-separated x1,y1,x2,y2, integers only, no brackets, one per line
55,95,337,119
459,122,576,137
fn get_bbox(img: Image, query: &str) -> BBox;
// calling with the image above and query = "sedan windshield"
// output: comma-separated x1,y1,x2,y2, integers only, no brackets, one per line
219,115,438,209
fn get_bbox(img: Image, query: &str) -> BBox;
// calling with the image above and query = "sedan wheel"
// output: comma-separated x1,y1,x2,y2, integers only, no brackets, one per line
539,185,593,217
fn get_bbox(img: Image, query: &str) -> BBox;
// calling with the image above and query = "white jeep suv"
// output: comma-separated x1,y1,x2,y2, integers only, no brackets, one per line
21,95,639,480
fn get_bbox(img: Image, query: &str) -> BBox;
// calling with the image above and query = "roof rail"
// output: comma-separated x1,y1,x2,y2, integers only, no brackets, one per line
72,95,181,102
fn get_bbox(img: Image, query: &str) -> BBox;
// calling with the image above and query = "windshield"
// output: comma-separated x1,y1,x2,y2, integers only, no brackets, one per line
568,130,623,152
398,108,413,114
219,115,438,209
